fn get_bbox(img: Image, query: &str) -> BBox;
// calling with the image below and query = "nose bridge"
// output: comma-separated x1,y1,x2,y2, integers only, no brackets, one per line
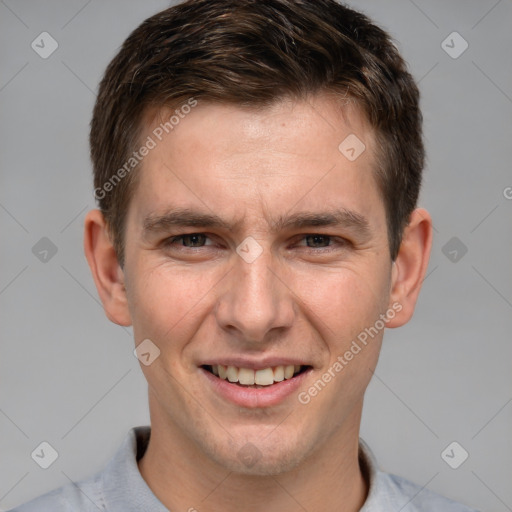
216,248,293,341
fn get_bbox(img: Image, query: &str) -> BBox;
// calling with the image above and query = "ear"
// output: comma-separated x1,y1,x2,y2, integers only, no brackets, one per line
386,208,433,328
83,209,132,326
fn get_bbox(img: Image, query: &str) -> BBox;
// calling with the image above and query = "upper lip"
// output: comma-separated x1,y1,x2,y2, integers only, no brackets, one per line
200,357,311,370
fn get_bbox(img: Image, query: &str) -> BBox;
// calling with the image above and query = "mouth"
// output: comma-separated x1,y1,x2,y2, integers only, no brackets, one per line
201,364,311,388
199,359,314,407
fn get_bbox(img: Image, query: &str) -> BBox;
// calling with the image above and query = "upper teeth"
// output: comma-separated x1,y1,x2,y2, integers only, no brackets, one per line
211,365,302,386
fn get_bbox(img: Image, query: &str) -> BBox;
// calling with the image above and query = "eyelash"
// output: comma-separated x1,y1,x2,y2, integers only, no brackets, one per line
162,233,350,252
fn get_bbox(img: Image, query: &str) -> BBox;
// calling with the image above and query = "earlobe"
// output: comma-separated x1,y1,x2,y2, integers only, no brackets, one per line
83,209,132,327
386,208,433,328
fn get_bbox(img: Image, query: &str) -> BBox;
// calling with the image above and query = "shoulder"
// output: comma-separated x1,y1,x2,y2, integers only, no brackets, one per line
358,439,479,512
376,471,480,511
7,473,104,512
7,427,148,512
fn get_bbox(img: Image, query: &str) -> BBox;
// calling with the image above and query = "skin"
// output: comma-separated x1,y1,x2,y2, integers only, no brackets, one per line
84,93,432,512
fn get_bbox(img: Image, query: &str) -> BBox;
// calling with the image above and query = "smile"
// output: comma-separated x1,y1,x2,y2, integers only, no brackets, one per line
200,363,313,407
203,364,309,387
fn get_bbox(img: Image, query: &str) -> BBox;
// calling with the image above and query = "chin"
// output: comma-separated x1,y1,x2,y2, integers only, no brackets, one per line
218,449,304,476
204,430,314,476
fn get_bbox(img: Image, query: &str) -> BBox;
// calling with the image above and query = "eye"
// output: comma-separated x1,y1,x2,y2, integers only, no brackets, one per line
165,233,212,248
296,234,349,250
302,234,332,248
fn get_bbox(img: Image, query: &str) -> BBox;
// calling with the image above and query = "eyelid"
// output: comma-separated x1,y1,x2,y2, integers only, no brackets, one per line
166,232,216,246
294,234,350,248
163,232,350,250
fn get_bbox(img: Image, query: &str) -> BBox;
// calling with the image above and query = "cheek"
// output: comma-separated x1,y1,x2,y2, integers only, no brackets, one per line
290,263,390,343
127,262,213,344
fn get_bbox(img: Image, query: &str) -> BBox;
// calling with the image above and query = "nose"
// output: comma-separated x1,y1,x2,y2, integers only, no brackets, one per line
215,247,295,344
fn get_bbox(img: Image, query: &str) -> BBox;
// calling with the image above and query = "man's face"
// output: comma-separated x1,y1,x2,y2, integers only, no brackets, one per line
122,94,395,474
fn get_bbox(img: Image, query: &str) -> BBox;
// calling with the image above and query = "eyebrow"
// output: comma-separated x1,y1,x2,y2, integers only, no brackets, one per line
142,207,372,239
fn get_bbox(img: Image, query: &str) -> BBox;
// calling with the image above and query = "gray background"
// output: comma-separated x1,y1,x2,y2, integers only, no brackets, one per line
1,0,511,510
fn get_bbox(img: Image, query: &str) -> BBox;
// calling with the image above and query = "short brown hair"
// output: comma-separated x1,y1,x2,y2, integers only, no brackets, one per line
90,0,424,267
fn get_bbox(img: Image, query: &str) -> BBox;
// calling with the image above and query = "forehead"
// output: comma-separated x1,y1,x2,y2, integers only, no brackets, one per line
144,94,373,162
128,94,385,234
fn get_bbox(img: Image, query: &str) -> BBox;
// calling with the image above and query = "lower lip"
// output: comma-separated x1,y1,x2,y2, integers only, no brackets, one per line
200,367,312,408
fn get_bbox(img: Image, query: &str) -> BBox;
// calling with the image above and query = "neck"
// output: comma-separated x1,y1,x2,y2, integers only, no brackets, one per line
138,402,368,512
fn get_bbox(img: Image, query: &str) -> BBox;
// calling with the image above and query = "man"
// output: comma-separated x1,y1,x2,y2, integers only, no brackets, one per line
10,0,479,510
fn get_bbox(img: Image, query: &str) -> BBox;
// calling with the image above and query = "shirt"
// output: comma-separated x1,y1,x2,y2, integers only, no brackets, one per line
8,426,479,511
